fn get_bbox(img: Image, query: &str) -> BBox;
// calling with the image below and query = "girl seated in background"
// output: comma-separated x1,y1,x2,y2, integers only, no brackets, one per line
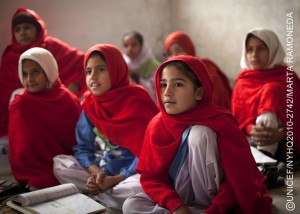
9,47,81,189
0,8,86,159
122,31,160,102
54,44,158,211
232,28,300,162
164,31,232,110
123,55,272,214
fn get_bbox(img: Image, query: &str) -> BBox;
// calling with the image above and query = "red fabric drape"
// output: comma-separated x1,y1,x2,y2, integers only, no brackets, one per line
82,44,158,157
232,67,300,155
9,80,81,188
0,8,85,137
202,58,232,110
137,55,272,213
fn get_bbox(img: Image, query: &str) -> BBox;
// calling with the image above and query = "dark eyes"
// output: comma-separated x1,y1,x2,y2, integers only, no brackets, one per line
85,68,92,75
160,82,183,88
123,43,138,48
14,24,34,33
22,69,41,78
160,83,167,88
86,67,106,75
246,46,268,53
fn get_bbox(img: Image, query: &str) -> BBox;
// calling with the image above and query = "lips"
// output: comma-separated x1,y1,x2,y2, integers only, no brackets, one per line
20,37,30,42
163,100,176,107
90,82,100,87
90,82,101,91
26,83,37,88
91,82,100,86
250,60,261,65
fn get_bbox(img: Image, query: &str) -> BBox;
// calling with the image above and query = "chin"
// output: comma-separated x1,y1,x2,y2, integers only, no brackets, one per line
165,109,177,115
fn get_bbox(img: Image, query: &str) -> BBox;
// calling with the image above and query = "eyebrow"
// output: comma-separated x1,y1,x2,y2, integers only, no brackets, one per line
246,43,267,48
22,66,41,72
160,77,187,82
86,64,106,69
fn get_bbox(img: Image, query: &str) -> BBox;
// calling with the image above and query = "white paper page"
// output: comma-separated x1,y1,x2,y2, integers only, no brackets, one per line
250,146,277,164
27,193,105,214
18,183,78,206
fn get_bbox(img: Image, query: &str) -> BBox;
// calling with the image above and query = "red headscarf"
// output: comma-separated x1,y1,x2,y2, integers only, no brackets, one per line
0,8,85,137
164,31,196,56
164,31,232,110
9,80,81,188
137,55,272,213
232,67,300,155
82,44,158,157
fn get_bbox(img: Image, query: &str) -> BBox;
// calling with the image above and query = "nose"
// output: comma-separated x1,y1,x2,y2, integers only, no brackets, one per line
127,46,134,55
27,74,33,82
167,50,178,58
164,84,173,97
252,48,258,57
169,53,176,58
19,27,26,35
27,73,34,82
90,69,98,79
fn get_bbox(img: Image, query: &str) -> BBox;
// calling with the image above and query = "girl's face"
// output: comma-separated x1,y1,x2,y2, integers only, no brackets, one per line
86,55,112,96
123,35,142,60
14,23,38,45
160,65,203,115
167,43,187,58
246,36,269,70
22,59,49,93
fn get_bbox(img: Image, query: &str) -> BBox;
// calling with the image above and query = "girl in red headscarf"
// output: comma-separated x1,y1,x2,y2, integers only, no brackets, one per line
0,8,86,140
164,31,232,111
123,55,272,214
9,47,81,189
53,44,158,211
232,28,300,162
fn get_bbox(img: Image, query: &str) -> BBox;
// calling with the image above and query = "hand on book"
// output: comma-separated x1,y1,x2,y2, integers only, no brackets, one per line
87,172,105,195
87,173,126,195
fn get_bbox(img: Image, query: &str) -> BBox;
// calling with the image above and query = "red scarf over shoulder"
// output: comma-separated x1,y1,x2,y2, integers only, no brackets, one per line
137,55,272,213
232,67,300,155
9,80,81,188
82,44,158,157
0,8,85,137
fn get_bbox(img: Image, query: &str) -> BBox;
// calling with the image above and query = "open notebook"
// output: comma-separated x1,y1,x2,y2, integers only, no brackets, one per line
0,183,105,214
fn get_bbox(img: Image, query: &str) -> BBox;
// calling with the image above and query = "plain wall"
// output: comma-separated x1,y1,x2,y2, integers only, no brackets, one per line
0,0,171,59
0,0,299,84
170,0,300,84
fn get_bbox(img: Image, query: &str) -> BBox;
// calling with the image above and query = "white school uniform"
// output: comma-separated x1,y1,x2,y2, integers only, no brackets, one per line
122,125,223,214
